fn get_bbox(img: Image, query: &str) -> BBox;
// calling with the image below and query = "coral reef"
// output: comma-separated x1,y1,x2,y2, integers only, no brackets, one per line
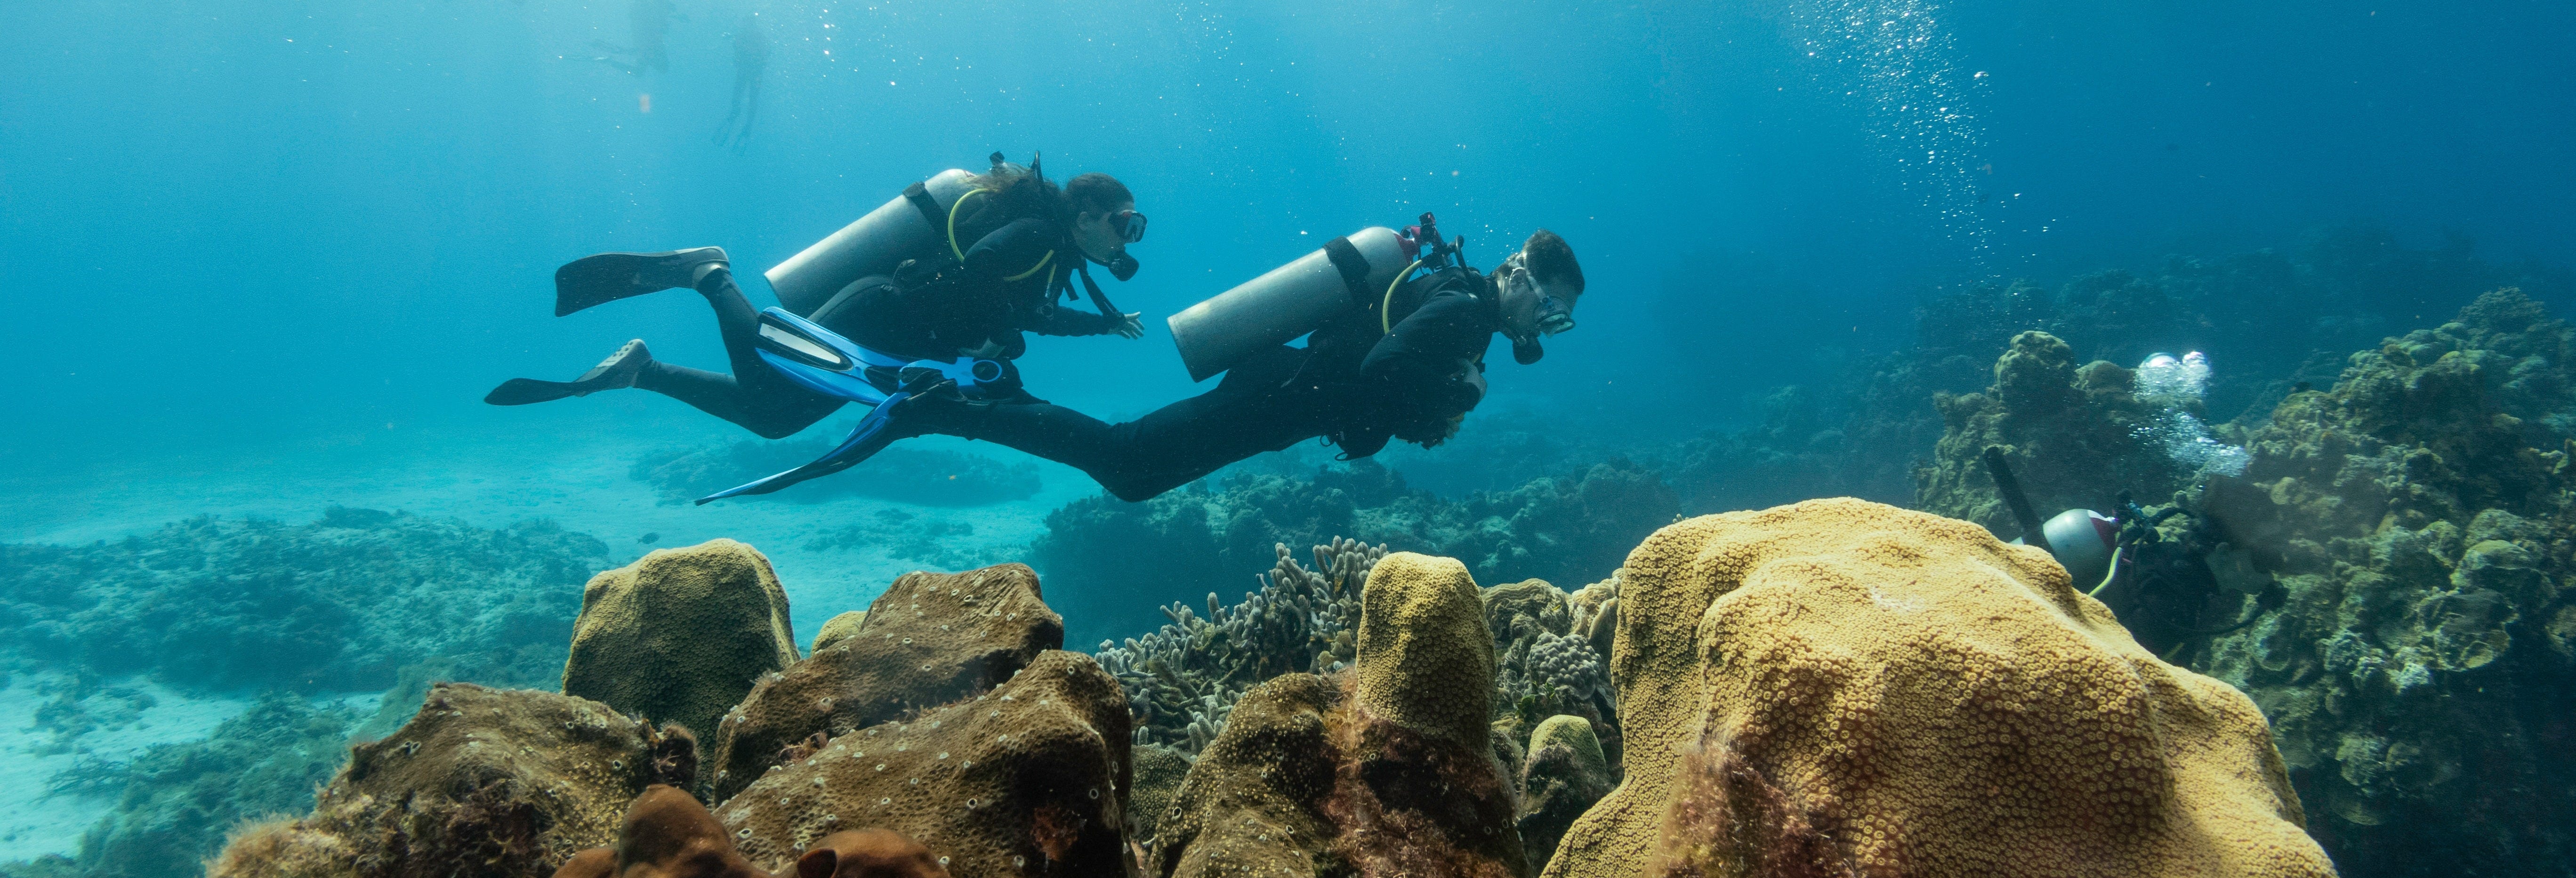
789,829,952,878
634,440,1039,507
1517,715,1612,870
2192,288,2576,876
1549,499,2330,878
209,683,692,877
713,650,1135,877
1092,538,1382,755
1146,673,1343,877
1480,579,1617,761
799,510,998,572
1123,744,1191,847
0,693,358,878
0,508,604,693
563,540,802,751
1150,554,1526,877
1035,459,1673,647
704,564,1062,802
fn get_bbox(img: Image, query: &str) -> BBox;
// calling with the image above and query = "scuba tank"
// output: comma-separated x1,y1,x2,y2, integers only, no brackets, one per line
1167,226,1414,382
764,168,979,316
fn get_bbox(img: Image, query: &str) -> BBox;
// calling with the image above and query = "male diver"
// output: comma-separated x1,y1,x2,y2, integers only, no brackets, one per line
483,156,1147,441
856,223,1586,501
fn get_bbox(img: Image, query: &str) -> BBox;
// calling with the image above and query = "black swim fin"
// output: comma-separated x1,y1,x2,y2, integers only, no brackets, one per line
553,247,729,316
484,339,652,405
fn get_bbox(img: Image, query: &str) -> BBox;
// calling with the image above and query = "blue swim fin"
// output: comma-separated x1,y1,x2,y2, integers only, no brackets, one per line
693,374,950,505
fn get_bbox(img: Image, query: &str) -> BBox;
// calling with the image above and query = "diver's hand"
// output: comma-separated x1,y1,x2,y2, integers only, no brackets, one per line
1111,311,1145,339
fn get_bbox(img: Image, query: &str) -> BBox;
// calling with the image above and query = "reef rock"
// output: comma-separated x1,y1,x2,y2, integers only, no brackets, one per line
2195,288,2576,876
705,564,1062,802
713,650,1133,876
563,540,801,749
209,683,692,877
1548,498,2331,878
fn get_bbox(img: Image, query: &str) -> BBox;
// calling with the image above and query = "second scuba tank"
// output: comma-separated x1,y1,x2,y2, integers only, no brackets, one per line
1167,226,1412,382
764,168,978,316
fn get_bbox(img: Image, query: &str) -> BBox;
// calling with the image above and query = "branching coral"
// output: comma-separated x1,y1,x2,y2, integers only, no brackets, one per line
1091,538,1385,756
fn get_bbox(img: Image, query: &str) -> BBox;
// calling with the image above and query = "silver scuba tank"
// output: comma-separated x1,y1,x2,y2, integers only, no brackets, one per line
764,168,978,316
1166,226,1412,382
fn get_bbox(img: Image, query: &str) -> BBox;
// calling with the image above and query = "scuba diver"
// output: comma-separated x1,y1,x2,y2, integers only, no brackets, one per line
711,14,768,153
797,216,1586,502
483,154,1147,442
593,0,677,76
1980,447,2286,655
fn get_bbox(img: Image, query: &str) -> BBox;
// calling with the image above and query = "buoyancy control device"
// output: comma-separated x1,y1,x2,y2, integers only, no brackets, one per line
1166,213,1463,382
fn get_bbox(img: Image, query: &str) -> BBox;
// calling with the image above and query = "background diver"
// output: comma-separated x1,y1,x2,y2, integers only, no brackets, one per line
592,0,677,76
483,156,1148,439
711,14,767,153
828,224,1588,502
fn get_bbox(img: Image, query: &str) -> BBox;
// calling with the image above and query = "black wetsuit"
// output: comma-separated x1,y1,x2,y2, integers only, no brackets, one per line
635,195,1125,439
916,266,1505,500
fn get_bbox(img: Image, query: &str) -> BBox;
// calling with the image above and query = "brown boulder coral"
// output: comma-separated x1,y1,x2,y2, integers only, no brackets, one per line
706,564,1062,802
1148,673,1344,877
563,539,802,748
1151,554,1529,878
1518,715,1614,870
714,650,1133,877
1547,498,2333,878
210,683,692,877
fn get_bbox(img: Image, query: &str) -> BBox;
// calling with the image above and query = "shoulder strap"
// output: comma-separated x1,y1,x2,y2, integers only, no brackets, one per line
902,181,944,230
1321,236,1377,309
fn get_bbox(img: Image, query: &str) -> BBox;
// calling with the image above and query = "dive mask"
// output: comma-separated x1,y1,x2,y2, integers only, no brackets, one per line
1506,265,1577,336
1109,209,1148,244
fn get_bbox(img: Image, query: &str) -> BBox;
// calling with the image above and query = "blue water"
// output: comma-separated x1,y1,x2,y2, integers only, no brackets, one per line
1,2,2572,872
6,0,2568,469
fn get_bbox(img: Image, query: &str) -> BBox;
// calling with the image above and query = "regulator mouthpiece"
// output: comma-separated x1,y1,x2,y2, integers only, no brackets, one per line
1107,253,1140,282
1512,335,1545,365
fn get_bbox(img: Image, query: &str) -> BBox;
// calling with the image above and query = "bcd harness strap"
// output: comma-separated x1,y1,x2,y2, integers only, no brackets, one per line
1321,236,1377,311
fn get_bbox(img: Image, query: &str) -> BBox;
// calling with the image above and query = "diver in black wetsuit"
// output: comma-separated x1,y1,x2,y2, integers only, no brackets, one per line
889,229,1586,501
711,14,767,153
483,164,1146,439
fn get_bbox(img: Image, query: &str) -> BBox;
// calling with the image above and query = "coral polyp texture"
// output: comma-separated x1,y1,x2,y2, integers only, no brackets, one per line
1150,555,1528,878
550,785,766,878
1546,498,2333,878
561,539,802,750
713,650,1135,877
706,564,1062,802
209,683,688,877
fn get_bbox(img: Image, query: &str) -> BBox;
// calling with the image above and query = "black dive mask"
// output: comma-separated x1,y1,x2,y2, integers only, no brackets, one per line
1106,252,1139,281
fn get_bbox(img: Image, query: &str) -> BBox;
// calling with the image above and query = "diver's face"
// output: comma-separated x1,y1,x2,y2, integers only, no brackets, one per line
1072,200,1137,263
1498,254,1579,340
